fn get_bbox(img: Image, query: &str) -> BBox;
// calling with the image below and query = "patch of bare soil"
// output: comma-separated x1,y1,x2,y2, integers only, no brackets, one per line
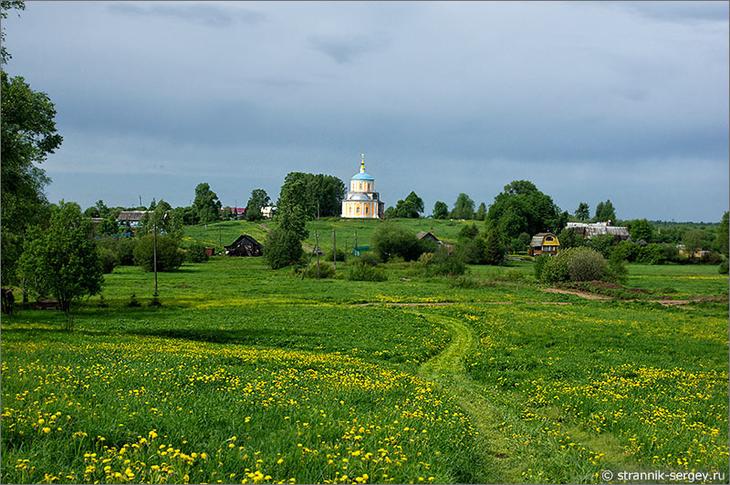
543,288,612,300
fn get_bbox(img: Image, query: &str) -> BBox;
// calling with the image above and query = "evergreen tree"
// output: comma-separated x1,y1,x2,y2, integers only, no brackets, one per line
575,202,590,221
475,202,487,221
246,189,270,221
594,199,617,222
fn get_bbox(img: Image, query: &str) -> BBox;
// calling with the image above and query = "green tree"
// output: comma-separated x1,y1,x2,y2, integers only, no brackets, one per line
133,235,185,272
682,229,704,262
475,202,487,221
277,172,345,219
393,191,424,218
716,212,729,258
264,228,304,269
432,201,449,219
383,206,396,219
1,71,63,285
17,202,103,320
246,189,270,221
575,202,590,221
557,227,585,249
629,219,655,243
451,193,475,220
1,0,24,65
483,228,506,265
594,199,617,222
139,200,182,239
485,180,565,242
372,224,425,262
193,183,222,224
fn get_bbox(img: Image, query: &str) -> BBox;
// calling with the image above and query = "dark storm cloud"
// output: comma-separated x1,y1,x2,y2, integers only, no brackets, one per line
107,2,265,28
2,1,728,220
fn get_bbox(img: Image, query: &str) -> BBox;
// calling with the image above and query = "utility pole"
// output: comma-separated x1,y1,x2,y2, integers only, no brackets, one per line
152,219,159,305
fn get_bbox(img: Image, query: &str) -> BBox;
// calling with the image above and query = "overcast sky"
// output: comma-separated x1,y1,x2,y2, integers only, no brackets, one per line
4,1,728,221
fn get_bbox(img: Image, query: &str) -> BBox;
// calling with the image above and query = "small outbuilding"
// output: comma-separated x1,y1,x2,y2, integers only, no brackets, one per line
529,232,560,256
416,231,441,244
224,234,263,257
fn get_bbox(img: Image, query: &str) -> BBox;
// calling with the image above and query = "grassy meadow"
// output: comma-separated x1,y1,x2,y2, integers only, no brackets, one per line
1,219,728,483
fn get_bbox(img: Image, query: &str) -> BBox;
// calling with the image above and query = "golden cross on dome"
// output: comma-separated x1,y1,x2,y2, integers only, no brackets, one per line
360,153,365,172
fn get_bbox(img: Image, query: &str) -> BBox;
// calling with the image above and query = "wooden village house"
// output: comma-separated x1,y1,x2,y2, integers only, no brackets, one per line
529,232,560,256
224,235,263,257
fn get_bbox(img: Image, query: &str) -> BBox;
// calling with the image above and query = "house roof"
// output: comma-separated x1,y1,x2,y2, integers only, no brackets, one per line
225,234,262,249
117,210,149,222
531,232,558,246
416,231,441,242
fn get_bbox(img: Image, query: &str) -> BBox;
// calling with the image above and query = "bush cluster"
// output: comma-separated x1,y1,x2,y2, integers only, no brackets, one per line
265,228,303,269
301,261,336,279
372,224,430,262
417,248,467,277
133,235,185,272
98,247,118,274
348,263,387,282
97,237,137,266
184,243,210,263
325,248,347,262
537,247,609,284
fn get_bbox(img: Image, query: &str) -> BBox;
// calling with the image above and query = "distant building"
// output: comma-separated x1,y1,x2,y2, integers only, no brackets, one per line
261,206,276,219
341,154,384,219
222,207,247,219
116,210,149,228
565,221,630,240
529,232,560,256
416,231,441,244
224,235,263,257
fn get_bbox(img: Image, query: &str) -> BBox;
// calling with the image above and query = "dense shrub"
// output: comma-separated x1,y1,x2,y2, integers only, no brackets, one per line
636,243,666,265
98,247,118,274
265,228,303,269
357,253,380,267
325,248,347,262
587,234,617,259
418,248,466,276
184,243,210,263
607,251,628,284
483,229,506,265
719,260,728,274
540,247,607,284
98,237,137,266
133,235,185,272
302,261,336,279
347,263,387,282
457,237,486,264
372,224,426,262
611,240,640,262
534,254,550,281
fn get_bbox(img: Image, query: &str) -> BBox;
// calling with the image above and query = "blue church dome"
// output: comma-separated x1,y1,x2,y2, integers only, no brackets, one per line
352,171,374,181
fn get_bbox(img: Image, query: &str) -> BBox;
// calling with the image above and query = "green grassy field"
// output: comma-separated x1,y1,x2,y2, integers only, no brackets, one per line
2,223,728,484
183,218,475,253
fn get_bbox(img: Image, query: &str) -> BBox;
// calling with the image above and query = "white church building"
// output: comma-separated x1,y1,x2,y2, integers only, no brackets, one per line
341,155,384,219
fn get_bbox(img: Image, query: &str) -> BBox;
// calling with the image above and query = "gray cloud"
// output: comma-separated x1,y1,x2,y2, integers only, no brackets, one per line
308,34,388,64
107,2,265,28
3,1,728,220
